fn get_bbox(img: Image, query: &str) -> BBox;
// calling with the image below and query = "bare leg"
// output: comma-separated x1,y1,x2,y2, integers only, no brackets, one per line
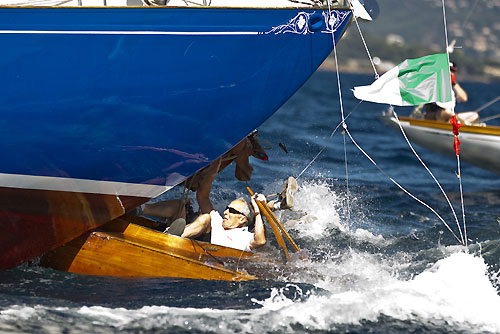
457,112,479,124
196,157,221,214
143,199,186,220
180,158,221,238
137,157,219,228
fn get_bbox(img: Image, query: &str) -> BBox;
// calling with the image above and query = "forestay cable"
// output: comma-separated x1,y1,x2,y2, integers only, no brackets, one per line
441,0,467,245
296,107,358,180
328,0,350,215
457,155,467,244
349,0,379,80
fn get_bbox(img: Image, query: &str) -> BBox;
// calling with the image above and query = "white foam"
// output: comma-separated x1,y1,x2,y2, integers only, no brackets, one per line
78,305,251,331
395,252,500,331
3,253,498,333
1,180,498,333
78,306,139,327
353,228,389,246
284,180,389,247
252,252,500,333
0,305,39,320
251,284,303,310
288,181,344,238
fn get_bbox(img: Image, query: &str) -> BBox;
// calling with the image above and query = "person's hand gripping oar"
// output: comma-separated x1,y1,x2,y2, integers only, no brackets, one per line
247,186,301,263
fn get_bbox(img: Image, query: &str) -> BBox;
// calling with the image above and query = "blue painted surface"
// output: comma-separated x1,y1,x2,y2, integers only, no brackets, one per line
0,7,351,187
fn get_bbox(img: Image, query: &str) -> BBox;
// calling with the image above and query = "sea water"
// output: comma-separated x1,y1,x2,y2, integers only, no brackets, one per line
1,71,499,334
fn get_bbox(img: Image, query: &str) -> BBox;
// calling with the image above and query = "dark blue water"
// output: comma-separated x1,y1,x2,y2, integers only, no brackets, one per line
1,71,499,333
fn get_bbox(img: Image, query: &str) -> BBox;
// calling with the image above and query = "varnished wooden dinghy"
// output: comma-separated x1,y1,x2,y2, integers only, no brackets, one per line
41,216,257,281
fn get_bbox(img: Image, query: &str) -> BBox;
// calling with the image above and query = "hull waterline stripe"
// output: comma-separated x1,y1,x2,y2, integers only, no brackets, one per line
0,173,170,198
0,30,260,35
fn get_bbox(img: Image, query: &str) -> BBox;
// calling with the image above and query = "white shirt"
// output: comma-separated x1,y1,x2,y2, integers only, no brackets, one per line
210,210,254,252
436,91,456,110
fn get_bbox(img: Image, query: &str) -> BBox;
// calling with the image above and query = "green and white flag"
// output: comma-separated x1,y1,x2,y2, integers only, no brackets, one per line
352,54,453,106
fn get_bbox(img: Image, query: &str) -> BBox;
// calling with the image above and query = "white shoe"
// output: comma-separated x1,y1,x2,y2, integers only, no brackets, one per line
278,177,298,209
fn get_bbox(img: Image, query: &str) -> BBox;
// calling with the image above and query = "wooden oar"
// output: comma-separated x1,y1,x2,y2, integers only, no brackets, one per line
247,187,300,252
260,203,300,252
247,187,290,262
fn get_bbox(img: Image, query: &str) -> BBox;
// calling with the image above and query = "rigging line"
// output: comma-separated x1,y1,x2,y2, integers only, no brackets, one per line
328,0,350,214
392,110,464,244
441,0,451,65
456,155,467,246
441,0,467,245
460,0,480,33
346,0,463,243
235,248,247,273
192,239,225,266
349,0,379,79
296,105,359,180
345,1,461,240
477,113,500,123
471,95,500,114
343,127,462,244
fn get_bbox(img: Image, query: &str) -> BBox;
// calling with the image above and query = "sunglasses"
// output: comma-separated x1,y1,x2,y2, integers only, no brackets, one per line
226,206,246,217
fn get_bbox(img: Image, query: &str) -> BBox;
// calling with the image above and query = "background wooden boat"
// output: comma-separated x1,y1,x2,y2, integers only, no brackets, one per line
380,115,500,174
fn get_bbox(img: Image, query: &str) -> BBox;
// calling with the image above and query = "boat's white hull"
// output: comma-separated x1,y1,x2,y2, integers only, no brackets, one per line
381,115,500,174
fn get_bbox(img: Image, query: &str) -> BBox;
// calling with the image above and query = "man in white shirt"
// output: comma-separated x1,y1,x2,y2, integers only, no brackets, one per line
132,154,297,251
180,157,266,251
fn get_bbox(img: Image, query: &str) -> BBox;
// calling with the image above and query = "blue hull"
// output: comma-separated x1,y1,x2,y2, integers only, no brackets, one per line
0,6,351,268
1,7,350,188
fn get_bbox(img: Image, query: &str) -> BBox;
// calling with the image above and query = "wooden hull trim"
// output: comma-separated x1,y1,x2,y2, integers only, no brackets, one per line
380,115,500,174
41,217,257,281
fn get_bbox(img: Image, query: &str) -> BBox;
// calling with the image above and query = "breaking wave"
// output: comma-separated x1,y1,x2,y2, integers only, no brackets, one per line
1,179,499,334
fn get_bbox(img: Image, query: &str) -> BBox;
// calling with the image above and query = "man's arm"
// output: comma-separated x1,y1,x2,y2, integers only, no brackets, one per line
196,157,221,214
249,193,266,250
181,212,212,238
181,157,221,238
454,83,468,103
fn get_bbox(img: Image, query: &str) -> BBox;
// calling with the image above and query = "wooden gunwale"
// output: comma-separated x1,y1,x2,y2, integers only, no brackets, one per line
399,116,500,136
105,216,254,259
41,216,257,280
